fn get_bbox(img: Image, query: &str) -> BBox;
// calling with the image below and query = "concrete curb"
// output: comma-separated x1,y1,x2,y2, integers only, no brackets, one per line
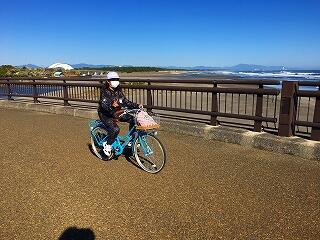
1,100,319,161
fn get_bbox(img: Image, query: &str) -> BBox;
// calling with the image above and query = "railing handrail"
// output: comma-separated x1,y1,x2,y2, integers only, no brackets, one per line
0,77,281,85
0,80,102,87
0,80,280,95
296,81,320,86
297,90,320,97
2,77,320,86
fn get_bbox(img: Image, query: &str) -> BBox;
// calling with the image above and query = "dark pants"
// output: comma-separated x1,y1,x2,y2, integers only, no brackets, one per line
98,112,135,145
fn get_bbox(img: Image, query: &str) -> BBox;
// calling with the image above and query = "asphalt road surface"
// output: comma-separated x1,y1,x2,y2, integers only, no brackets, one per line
0,108,319,239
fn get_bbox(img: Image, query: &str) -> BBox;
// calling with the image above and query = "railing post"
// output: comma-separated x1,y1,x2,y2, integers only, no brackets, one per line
278,81,298,137
7,79,13,100
62,80,70,106
147,81,153,112
311,88,320,141
210,82,218,125
254,84,263,132
32,80,39,103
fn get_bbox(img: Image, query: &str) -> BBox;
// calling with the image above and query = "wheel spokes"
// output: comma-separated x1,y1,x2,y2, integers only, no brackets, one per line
135,135,165,173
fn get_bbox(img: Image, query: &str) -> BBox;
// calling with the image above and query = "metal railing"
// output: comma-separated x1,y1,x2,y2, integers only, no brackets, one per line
0,77,319,140
295,81,320,139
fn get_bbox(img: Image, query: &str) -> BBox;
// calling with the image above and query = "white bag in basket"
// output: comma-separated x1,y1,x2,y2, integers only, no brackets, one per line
137,111,158,128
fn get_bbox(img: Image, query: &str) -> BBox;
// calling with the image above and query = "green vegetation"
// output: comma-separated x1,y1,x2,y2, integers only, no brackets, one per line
0,65,54,77
0,65,16,77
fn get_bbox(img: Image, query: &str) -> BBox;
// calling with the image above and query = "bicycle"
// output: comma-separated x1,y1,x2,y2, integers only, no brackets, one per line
89,108,166,174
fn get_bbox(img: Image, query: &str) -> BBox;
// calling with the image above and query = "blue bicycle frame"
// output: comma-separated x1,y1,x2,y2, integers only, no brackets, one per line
89,119,154,157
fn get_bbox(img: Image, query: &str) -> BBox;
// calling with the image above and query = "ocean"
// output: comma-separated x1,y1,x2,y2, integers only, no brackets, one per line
183,70,320,90
185,70,320,81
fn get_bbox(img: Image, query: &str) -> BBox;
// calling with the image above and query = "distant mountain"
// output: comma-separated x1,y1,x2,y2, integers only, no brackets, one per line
17,64,40,69
163,66,221,70
162,64,286,71
228,64,286,71
163,66,186,69
71,63,114,69
190,66,222,70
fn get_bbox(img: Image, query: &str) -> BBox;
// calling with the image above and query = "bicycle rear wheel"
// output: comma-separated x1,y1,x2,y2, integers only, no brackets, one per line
91,127,111,160
134,134,166,173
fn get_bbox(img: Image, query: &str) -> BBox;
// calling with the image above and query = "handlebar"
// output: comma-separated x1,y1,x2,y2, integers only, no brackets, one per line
118,108,144,118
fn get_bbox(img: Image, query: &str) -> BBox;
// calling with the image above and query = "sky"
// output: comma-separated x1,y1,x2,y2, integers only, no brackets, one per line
0,0,320,68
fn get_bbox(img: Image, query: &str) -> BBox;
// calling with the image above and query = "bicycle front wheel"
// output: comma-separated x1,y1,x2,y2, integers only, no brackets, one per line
134,134,166,173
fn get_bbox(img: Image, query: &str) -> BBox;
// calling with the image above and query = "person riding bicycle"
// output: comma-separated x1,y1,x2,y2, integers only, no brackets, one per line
98,71,143,156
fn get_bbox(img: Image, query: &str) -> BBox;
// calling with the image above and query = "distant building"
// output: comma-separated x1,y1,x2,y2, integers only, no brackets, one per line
48,63,74,70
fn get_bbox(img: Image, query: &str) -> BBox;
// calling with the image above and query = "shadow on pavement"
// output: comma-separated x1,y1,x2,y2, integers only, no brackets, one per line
59,226,95,240
87,142,143,171
123,148,148,172
86,143,110,162
87,141,146,173
124,154,142,170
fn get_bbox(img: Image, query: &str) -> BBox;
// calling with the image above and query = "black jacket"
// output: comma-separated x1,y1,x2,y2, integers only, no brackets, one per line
98,85,138,118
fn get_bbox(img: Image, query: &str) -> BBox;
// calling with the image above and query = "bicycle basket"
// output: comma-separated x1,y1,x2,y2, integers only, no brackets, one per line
136,111,160,130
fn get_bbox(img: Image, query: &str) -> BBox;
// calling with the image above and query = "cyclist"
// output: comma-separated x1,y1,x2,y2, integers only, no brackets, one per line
98,71,143,157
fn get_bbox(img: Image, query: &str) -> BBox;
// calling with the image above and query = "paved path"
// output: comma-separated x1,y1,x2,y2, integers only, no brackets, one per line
0,108,319,239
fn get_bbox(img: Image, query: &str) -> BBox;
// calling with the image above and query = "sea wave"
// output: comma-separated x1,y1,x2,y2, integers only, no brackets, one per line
191,70,320,80
237,71,320,79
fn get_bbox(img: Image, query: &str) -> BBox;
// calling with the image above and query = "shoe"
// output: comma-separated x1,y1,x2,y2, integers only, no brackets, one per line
102,143,112,157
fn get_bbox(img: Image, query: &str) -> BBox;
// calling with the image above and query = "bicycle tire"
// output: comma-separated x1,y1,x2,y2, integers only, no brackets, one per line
133,134,166,173
91,127,112,160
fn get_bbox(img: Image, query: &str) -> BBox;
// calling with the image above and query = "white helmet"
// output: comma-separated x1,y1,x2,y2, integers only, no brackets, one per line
107,71,119,80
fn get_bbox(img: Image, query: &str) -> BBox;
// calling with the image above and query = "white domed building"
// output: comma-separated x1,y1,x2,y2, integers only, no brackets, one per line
48,63,74,70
